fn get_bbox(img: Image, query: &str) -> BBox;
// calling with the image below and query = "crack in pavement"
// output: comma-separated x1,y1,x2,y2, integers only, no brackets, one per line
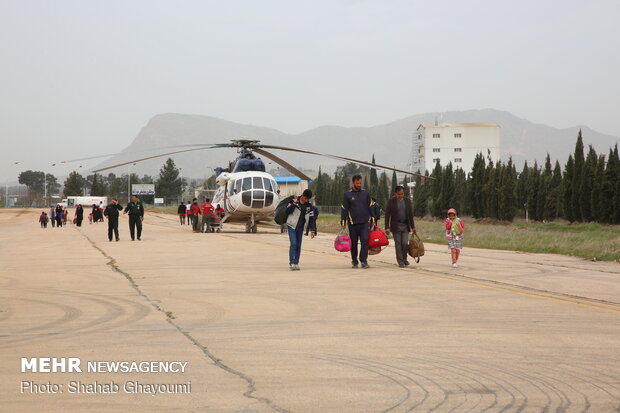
76,228,291,413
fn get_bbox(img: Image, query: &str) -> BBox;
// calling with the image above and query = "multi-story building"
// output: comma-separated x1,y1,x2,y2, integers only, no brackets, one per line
410,122,501,175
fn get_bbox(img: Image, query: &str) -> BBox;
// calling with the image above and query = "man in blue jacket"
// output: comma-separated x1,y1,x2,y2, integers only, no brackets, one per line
286,189,317,271
340,174,373,269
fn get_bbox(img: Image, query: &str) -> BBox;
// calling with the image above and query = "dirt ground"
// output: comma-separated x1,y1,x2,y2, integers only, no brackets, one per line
1,208,619,412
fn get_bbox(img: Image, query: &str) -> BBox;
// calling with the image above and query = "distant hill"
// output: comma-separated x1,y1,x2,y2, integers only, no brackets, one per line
94,109,619,178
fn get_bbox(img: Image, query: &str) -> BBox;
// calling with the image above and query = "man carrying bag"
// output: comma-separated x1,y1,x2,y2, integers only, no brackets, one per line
384,185,416,268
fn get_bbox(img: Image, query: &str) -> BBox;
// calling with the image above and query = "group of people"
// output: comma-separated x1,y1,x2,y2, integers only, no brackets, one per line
283,174,465,270
177,199,225,233
38,196,145,242
40,205,70,228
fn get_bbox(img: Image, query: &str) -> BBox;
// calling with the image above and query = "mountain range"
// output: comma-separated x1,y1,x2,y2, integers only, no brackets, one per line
94,109,619,179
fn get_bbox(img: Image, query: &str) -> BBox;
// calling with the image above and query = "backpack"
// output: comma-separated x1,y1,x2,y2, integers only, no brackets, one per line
274,196,295,225
368,225,389,248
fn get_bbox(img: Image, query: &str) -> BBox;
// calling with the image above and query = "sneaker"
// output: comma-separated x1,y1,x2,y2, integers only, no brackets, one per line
116,238,120,242
404,261,410,266
109,239,112,242
361,262,370,269
452,263,458,268
137,238,141,241
352,262,359,269
398,264,405,268
290,264,295,271
294,264,300,271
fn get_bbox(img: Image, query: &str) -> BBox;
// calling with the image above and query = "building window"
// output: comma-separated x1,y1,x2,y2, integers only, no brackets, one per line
433,158,440,163
432,133,440,138
455,158,462,163
454,148,462,152
454,133,462,138
433,148,440,153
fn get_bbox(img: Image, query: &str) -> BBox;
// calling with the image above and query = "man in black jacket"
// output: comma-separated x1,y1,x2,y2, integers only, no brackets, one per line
104,199,123,241
123,195,144,241
384,186,416,267
340,174,373,269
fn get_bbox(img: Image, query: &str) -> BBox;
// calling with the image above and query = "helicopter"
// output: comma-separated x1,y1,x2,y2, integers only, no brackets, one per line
85,139,431,233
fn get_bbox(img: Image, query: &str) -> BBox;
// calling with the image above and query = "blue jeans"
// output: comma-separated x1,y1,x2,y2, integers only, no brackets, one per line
288,226,304,265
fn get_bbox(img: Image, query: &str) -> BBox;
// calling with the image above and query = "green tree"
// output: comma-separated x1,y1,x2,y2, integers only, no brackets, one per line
544,161,562,221
390,169,398,195
571,130,585,221
516,161,530,218
579,146,597,222
498,159,517,221
377,171,390,209
438,162,455,215
369,155,379,196
63,171,86,196
429,160,443,217
469,153,486,218
155,158,183,202
562,155,575,222
90,173,108,196
18,170,45,195
412,175,429,217
591,154,606,223
452,167,466,215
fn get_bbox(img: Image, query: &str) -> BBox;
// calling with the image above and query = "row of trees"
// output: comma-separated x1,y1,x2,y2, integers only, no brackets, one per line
311,131,620,224
16,158,192,205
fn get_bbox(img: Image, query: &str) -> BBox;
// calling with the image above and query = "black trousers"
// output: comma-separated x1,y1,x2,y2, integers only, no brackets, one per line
348,223,370,264
108,218,119,240
128,215,142,240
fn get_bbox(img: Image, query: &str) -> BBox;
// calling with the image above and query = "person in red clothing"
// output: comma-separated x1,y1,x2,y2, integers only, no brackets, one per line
200,198,214,233
215,204,225,218
190,198,202,233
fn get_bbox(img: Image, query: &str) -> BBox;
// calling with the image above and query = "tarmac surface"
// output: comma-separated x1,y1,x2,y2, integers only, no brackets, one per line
1,208,619,412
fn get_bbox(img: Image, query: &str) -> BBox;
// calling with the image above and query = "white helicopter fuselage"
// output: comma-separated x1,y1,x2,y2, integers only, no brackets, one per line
212,171,280,224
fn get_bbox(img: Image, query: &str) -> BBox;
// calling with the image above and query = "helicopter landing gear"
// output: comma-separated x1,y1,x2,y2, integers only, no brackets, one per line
245,215,257,233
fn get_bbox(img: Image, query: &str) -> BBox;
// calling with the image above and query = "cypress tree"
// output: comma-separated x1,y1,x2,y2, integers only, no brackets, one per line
537,155,552,221
391,169,398,195
469,153,486,218
517,161,530,218
430,160,443,217
452,168,467,216
378,171,390,210
591,155,605,223
498,159,517,221
369,155,378,197
484,161,498,219
413,175,429,217
439,163,455,215
579,146,597,222
563,155,575,222
544,161,563,221
571,130,585,221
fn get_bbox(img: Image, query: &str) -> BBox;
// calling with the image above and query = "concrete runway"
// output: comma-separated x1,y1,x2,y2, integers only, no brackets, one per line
1,208,619,412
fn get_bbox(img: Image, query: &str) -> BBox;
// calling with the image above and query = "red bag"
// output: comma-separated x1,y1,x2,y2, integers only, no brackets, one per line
368,225,389,248
334,231,352,252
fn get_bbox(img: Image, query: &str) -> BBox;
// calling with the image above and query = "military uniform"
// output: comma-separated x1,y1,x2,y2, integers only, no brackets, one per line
104,203,123,241
124,200,144,241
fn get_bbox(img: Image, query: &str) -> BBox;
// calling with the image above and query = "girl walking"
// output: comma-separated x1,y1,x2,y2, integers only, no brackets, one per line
445,208,465,268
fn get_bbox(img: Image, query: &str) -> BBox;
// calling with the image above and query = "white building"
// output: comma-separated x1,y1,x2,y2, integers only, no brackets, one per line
411,123,501,175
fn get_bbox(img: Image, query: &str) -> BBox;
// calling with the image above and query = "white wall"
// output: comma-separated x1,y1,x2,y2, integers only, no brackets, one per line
414,125,500,174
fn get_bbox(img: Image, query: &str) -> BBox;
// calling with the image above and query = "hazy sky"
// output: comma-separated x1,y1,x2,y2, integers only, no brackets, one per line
1,0,619,181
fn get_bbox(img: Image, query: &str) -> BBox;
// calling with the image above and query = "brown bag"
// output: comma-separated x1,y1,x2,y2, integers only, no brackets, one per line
408,233,425,263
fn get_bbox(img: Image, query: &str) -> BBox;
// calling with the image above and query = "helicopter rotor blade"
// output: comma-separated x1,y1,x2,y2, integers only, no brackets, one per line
61,144,215,164
91,146,220,173
258,145,433,179
252,149,312,181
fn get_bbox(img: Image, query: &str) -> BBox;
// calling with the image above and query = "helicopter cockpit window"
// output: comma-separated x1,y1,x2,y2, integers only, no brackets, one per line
228,180,236,195
271,179,278,193
235,179,242,193
263,178,273,192
252,177,263,189
242,177,252,191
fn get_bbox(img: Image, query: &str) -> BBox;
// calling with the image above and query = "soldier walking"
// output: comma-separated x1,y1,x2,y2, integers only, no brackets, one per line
123,195,144,241
104,198,123,242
